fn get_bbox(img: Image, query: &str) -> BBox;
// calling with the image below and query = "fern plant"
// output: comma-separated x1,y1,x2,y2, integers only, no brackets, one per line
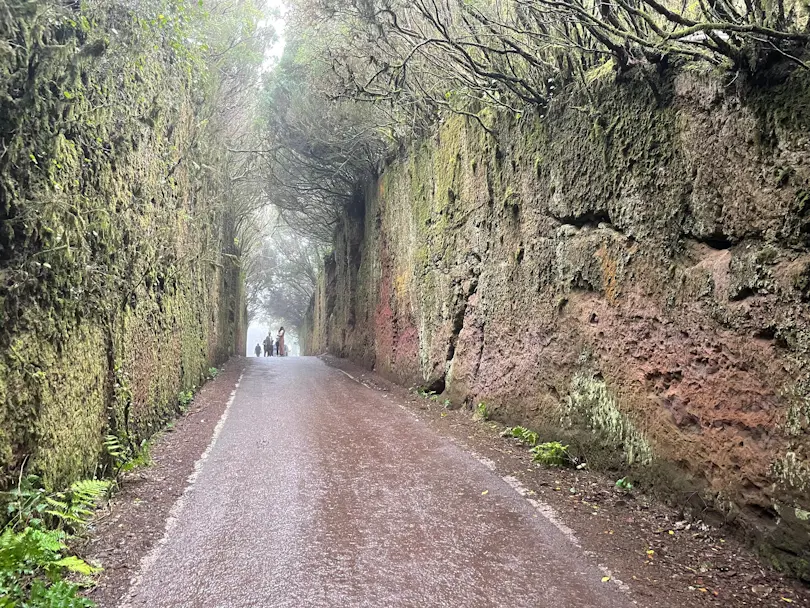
103,434,129,479
104,435,150,480
473,402,490,421
530,442,572,467
43,480,111,532
0,527,98,607
502,426,539,447
25,579,96,607
1,476,107,607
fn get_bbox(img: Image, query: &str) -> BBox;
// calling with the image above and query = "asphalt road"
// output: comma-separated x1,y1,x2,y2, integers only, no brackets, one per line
123,357,633,608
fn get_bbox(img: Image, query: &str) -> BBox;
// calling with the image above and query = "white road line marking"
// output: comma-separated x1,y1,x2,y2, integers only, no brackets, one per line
337,368,358,382
334,366,631,595
336,367,420,418
471,452,630,593
120,370,245,607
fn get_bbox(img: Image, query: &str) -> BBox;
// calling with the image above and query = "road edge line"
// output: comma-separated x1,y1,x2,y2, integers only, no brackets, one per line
336,364,630,595
119,370,245,606
337,368,358,382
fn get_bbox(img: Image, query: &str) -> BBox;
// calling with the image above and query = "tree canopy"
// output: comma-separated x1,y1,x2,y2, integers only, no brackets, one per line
245,0,810,328
246,214,326,326
255,0,810,244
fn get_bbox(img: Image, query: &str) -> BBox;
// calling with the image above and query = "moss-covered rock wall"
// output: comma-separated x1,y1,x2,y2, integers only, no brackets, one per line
0,1,245,490
303,67,810,578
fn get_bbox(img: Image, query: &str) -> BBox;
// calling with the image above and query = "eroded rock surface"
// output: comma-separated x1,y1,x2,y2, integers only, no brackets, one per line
302,68,810,578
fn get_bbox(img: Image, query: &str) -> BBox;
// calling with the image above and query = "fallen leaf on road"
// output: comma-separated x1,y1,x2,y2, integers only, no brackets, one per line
481,490,489,495
751,585,772,597
601,576,611,582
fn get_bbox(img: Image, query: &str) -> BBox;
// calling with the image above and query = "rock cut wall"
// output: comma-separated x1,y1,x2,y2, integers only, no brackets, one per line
0,1,246,490
303,68,810,578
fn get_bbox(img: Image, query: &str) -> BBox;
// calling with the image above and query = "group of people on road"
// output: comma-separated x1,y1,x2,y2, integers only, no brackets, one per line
254,326,286,357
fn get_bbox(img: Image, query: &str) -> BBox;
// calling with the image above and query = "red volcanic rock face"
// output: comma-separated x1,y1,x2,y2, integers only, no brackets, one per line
302,70,810,578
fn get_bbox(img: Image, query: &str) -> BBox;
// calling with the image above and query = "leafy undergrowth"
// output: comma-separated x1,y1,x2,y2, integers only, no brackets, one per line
501,425,586,469
0,364,216,606
472,402,490,421
0,476,110,607
2,428,158,606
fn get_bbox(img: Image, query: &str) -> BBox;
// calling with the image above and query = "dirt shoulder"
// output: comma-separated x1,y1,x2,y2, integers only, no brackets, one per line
80,358,248,608
322,354,810,608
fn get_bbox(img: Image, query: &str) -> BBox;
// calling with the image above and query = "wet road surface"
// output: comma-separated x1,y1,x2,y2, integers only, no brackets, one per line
123,357,633,607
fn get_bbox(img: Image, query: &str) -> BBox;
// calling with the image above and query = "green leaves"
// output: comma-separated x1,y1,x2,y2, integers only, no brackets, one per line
103,435,127,470
27,579,96,607
3,475,48,530
68,480,110,508
0,525,97,578
104,435,150,477
0,483,104,607
178,389,194,410
50,556,100,576
0,527,64,574
615,477,633,491
473,402,490,421
502,426,539,447
530,442,571,467
4,474,110,534
42,479,110,531
500,428,581,467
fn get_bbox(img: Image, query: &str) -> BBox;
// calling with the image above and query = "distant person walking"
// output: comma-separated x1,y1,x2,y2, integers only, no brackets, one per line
263,333,273,357
254,343,261,357
277,326,286,357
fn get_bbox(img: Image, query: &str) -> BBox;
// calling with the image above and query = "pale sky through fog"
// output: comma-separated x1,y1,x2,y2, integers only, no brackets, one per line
262,0,287,70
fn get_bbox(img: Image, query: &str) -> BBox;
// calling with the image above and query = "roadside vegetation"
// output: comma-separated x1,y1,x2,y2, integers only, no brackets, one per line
0,361,223,606
1,429,154,606
0,476,108,607
502,426,583,468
